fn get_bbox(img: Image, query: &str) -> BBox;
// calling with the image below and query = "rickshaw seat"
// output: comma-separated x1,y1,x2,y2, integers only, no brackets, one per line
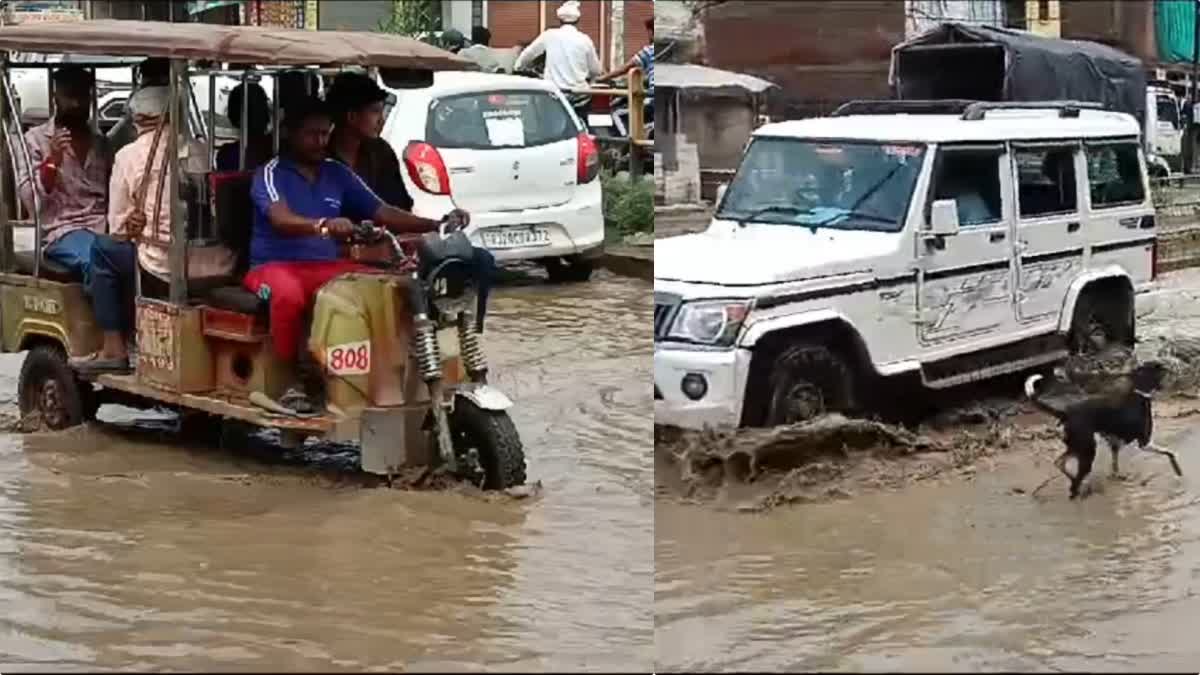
209,170,255,276
14,251,76,283
203,285,267,316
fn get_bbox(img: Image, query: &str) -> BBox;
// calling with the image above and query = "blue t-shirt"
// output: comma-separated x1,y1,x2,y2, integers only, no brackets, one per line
635,45,653,97
249,157,383,268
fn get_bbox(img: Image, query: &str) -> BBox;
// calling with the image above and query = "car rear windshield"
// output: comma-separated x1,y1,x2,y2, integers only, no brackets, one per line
425,89,579,150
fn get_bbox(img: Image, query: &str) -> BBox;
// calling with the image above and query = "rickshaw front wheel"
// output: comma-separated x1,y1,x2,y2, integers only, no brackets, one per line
18,345,92,430
450,398,527,490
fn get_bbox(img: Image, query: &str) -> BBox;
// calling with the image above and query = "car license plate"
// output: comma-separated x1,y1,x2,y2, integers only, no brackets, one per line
481,226,551,250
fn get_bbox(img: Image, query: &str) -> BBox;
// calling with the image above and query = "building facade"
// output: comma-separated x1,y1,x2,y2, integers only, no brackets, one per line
313,0,650,69
701,0,1070,119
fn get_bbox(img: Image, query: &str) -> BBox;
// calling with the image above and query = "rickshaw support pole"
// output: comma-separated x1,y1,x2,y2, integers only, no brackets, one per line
0,58,10,274
168,59,186,304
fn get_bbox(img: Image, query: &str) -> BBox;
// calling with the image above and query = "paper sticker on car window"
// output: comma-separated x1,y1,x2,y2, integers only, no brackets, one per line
485,116,525,147
483,110,526,147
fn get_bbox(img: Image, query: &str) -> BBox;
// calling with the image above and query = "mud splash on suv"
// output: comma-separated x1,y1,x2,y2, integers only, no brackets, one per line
656,339,1200,512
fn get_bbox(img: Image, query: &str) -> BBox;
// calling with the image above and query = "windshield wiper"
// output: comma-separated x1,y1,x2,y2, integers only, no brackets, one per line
731,203,810,228
815,210,897,228
812,163,907,231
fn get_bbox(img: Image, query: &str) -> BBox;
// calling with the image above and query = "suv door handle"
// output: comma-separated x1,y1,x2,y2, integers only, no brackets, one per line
989,232,1006,243
1067,222,1080,233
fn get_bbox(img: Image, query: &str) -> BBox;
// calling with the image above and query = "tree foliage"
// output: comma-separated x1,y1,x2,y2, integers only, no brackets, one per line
376,0,441,43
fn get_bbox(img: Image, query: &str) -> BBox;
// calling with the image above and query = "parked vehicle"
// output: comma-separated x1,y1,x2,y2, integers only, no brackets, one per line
381,71,603,282
1146,82,1182,174
0,20,527,489
654,101,1156,430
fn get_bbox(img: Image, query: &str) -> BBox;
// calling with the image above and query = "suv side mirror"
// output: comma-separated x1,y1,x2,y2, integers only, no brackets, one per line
928,199,960,237
715,183,728,207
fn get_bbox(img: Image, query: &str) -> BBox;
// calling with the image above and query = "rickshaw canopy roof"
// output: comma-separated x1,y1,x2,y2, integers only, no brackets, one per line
0,20,473,71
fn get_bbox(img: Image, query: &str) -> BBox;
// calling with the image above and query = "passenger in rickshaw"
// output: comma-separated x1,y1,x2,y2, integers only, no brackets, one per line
107,57,169,155
215,81,273,172
17,65,111,283
325,71,413,209
246,95,475,407
71,85,237,373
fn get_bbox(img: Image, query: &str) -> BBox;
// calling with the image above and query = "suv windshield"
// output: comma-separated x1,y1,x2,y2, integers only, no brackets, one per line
717,138,927,232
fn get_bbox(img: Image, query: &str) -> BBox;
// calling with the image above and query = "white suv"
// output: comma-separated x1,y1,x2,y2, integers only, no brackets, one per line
654,101,1158,430
382,72,604,282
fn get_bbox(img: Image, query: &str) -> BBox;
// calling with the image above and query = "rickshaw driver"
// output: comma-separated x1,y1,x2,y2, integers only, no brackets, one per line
247,96,471,406
17,65,111,283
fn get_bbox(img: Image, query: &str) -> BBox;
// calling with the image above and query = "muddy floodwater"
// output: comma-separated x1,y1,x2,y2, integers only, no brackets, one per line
0,269,652,671
656,418,1200,672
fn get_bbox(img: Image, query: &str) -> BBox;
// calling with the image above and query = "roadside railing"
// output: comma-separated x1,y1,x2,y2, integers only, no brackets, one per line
566,67,650,178
1153,174,1200,272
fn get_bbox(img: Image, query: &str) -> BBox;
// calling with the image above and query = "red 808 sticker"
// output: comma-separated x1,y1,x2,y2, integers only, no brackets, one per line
326,340,371,376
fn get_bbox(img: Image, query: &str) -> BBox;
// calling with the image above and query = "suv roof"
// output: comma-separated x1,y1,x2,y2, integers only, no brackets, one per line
427,70,559,94
756,108,1140,144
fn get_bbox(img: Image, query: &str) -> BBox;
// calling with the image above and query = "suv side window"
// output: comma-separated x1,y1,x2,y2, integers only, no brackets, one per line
1085,142,1145,208
1014,145,1078,218
931,147,1003,227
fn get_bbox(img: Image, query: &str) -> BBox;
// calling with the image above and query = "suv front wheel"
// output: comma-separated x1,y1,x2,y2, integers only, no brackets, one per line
761,343,857,427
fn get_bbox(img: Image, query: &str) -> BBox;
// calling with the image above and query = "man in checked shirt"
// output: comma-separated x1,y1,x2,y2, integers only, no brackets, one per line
17,65,112,284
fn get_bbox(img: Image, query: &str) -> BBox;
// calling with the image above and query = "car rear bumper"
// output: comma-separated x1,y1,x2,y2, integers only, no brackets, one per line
414,188,604,263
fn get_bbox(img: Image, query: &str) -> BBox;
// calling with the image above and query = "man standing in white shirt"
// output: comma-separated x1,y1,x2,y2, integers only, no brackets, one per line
514,0,602,121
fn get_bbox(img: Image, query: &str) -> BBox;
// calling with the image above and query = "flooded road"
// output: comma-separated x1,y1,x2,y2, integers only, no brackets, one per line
0,268,653,671
656,419,1200,671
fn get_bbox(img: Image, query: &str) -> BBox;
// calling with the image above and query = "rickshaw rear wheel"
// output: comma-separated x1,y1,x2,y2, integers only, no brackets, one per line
450,398,527,490
18,344,91,430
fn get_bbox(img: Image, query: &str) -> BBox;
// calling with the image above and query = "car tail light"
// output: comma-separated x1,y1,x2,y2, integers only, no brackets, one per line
577,132,599,184
403,141,451,195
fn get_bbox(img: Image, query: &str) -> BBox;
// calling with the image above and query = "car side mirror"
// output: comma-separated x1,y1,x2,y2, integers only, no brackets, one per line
715,183,728,207
928,199,960,237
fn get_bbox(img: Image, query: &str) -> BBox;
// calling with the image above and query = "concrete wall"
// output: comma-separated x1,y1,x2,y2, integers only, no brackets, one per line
318,0,392,30
1025,0,1061,37
1060,0,1156,64
702,0,905,118
678,93,754,172
653,0,703,64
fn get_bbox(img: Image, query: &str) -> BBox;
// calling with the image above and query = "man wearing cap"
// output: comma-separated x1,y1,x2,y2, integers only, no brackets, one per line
18,65,112,283
514,0,602,120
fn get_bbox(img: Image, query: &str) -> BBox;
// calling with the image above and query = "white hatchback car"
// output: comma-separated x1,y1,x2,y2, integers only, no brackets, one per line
381,72,604,282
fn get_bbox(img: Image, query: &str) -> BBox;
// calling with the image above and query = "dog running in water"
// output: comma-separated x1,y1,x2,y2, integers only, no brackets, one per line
1024,362,1183,499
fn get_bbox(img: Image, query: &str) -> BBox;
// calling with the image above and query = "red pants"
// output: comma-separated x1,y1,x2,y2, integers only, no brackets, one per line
243,260,372,362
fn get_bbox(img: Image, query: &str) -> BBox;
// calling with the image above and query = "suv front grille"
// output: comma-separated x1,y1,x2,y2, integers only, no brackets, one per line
653,293,680,341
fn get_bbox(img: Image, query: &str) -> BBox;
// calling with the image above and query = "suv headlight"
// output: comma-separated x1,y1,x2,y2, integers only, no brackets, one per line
667,299,752,346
